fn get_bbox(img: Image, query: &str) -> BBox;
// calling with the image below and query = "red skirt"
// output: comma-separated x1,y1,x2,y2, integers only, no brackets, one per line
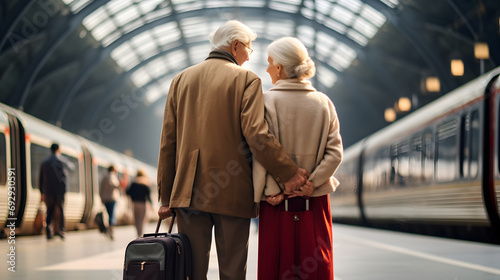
257,195,334,280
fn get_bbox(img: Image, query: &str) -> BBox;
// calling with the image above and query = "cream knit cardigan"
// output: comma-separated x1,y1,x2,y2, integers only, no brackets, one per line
253,78,343,202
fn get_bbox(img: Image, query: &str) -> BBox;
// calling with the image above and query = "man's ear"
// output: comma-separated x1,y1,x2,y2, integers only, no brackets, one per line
231,40,238,56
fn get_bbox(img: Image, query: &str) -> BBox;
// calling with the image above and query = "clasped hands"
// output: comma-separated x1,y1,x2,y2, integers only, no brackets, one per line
266,168,313,206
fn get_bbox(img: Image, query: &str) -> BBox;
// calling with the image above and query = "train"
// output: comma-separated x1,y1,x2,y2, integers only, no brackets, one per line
0,103,158,237
331,66,500,244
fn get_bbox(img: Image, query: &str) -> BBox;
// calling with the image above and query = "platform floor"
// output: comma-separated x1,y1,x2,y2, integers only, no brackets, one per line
2,222,500,279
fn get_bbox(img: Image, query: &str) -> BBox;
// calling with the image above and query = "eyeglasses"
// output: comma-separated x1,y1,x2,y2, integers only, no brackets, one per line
239,41,253,55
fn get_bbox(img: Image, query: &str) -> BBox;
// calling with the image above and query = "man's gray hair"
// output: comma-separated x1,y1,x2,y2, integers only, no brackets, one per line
209,20,257,49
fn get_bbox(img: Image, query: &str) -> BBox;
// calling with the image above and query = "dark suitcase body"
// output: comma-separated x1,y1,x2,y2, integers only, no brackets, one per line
123,213,192,280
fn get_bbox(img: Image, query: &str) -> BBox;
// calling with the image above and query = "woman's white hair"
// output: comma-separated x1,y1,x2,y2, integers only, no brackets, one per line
209,20,257,49
267,37,316,80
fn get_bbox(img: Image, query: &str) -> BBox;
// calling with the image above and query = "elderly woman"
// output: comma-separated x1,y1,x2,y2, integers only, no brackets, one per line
253,37,343,280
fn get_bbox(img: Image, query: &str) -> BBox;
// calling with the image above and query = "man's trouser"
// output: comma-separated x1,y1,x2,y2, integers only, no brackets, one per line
176,208,251,280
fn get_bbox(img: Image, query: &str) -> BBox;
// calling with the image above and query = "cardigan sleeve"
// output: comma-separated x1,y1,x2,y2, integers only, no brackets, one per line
240,78,298,183
308,99,343,189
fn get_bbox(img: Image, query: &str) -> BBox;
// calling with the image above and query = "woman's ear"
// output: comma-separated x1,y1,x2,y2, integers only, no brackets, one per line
277,64,283,77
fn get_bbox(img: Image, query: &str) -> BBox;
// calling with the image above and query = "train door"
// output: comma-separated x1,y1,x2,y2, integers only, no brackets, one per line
5,113,27,229
489,74,500,231
0,110,11,231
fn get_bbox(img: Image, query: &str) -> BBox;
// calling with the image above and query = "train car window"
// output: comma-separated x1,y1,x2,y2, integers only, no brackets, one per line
470,110,480,178
362,153,377,192
436,121,458,182
422,132,434,183
0,133,6,185
64,154,80,193
30,144,80,193
98,166,107,191
459,114,470,178
397,142,410,186
30,144,51,189
409,136,422,184
379,148,391,188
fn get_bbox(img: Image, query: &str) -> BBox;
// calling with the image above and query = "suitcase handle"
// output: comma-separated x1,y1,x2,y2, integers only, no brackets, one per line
144,211,176,237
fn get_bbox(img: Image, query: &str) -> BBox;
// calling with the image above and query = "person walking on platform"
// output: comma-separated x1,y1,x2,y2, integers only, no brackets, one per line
126,169,152,237
100,165,120,240
157,20,310,280
39,143,75,240
253,37,343,280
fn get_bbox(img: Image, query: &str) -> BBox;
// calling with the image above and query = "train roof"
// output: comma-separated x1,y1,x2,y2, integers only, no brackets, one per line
359,67,500,152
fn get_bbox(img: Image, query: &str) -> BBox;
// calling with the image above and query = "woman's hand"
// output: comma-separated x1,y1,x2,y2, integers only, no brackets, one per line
289,180,314,198
266,193,285,206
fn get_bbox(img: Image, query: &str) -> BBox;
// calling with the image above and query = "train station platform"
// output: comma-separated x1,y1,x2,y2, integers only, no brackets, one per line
2,222,500,280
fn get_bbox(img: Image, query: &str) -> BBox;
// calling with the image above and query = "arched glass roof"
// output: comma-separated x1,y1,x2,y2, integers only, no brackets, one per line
61,0,397,104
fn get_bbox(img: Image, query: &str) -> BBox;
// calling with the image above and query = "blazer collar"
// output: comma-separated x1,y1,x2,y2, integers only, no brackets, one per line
206,50,239,65
269,78,316,92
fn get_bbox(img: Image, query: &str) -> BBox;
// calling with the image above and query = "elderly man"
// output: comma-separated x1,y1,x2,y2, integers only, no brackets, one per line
157,20,308,280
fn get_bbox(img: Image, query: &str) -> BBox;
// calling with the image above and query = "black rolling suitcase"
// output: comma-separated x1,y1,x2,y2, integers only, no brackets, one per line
123,212,192,280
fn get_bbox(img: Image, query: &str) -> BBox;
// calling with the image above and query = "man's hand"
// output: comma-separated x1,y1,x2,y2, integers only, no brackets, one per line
266,193,285,206
158,205,173,220
283,168,309,194
289,180,314,198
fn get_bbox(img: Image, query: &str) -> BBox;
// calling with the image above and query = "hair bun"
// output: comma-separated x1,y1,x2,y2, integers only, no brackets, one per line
294,57,316,79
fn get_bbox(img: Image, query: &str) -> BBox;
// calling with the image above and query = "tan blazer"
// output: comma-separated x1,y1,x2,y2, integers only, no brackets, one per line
253,79,343,202
157,50,298,218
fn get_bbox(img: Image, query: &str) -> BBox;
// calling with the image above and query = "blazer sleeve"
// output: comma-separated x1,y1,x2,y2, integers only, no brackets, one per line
240,78,298,183
308,100,343,188
157,76,179,207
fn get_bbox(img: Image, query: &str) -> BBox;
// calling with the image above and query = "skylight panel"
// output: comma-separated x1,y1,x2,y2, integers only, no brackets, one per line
338,0,362,13
346,29,368,46
131,69,153,88
324,18,348,34
236,0,266,8
146,59,169,78
352,17,377,38
316,0,333,13
380,0,399,9
269,1,299,13
154,23,182,45
130,31,154,49
297,25,315,46
106,0,133,15
189,45,211,64
70,0,92,13
144,6,173,22
317,65,337,88
114,6,141,27
82,8,108,31
331,5,355,26
301,8,315,20
135,39,158,60
91,19,118,41
360,5,387,27
138,0,165,14
111,44,141,70
122,17,146,34
205,0,233,8
175,2,204,12
166,50,188,67
145,85,164,104
101,31,122,47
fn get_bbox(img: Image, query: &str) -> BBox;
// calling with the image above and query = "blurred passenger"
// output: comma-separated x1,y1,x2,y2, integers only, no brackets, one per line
126,170,152,237
254,37,343,280
39,143,75,240
157,20,310,280
100,165,120,240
